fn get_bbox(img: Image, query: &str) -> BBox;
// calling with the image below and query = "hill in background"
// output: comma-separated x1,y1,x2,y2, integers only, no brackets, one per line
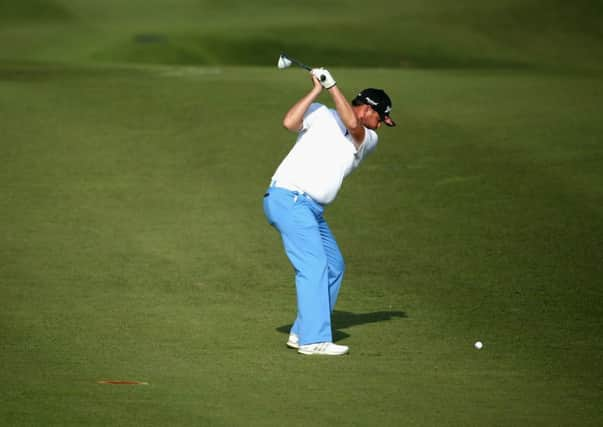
1,0,602,70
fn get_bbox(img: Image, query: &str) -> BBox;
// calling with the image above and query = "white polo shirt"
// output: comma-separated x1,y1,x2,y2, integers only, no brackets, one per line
271,103,378,205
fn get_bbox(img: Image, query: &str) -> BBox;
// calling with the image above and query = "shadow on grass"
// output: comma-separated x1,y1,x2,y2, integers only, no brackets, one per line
276,310,406,341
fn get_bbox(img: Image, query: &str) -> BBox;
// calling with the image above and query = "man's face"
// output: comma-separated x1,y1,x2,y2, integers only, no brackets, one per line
360,105,383,130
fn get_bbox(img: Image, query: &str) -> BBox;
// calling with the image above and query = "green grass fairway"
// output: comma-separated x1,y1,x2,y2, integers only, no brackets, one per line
1,1,603,426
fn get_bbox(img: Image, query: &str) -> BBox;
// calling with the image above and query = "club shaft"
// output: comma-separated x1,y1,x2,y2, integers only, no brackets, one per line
281,53,326,81
287,56,312,71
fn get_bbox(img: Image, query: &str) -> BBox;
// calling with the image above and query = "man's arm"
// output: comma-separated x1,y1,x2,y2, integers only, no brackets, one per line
311,68,365,147
327,85,365,147
282,74,323,132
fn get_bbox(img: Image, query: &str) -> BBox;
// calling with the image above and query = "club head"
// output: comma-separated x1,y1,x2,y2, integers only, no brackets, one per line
277,54,292,70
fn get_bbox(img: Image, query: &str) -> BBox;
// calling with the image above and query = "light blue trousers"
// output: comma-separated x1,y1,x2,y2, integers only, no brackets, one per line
263,187,345,345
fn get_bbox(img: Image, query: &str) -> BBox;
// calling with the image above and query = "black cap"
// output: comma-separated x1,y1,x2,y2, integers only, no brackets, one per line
353,88,396,127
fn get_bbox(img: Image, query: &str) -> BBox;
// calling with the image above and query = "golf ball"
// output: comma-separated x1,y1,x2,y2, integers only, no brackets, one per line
474,341,483,350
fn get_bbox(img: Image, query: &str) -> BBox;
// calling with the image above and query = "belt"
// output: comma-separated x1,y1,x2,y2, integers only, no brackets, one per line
270,180,316,203
271,179,304,193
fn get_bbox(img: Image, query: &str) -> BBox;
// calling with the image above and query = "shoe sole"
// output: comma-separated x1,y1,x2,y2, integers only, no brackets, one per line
286,341,299,349
297,348,349,356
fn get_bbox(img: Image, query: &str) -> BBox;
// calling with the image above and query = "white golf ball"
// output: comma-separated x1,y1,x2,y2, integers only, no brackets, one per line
474,341,483,350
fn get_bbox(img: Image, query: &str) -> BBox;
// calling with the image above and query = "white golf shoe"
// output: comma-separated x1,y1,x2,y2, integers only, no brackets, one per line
298,342,349,356
286,333,300,349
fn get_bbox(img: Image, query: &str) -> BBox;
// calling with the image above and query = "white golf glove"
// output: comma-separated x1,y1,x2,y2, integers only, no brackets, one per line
312,68,336,89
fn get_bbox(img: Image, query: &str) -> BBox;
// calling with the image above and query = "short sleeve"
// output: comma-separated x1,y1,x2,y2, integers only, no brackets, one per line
300,103,325,132
356,128,378,160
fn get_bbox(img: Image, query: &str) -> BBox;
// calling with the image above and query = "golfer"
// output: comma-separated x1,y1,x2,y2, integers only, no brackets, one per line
263,68,395,355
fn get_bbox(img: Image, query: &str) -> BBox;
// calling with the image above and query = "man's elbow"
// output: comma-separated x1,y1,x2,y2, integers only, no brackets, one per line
341,113,359,131
347,119,362,135
282,118,301,132
349,124,366,145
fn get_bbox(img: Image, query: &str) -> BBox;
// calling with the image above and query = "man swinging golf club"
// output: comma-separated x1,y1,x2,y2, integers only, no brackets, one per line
263,65,395,355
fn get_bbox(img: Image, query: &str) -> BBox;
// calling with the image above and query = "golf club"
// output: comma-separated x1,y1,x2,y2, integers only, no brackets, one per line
277,53,326,81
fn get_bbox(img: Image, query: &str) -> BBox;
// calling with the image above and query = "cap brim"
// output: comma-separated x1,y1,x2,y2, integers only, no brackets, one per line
383,115,396,127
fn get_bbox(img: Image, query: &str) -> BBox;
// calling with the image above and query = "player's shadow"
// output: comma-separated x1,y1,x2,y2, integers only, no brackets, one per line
276,309,406,341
